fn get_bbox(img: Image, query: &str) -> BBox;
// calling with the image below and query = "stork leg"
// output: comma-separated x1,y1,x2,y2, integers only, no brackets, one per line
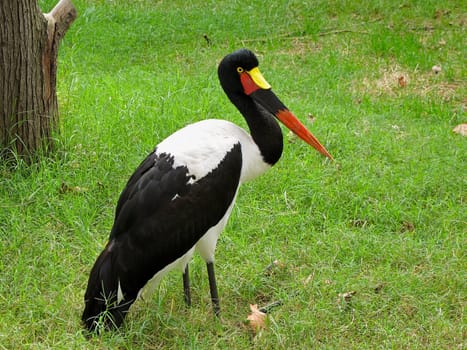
183,265,191,307
206,262,220,316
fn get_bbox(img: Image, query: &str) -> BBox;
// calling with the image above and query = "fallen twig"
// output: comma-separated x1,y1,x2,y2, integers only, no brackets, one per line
241,29,368,44
317,29,369,36
259,300,283,313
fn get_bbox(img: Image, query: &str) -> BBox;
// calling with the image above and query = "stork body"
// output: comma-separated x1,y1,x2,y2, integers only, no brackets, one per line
82,49,332,332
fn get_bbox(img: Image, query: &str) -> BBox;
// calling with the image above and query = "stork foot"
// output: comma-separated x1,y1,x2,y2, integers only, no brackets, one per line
183,265,191,307
207,262,220,316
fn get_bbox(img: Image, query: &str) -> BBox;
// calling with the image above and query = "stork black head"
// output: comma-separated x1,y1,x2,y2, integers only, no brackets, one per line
218,49,260,95
218,49,333,160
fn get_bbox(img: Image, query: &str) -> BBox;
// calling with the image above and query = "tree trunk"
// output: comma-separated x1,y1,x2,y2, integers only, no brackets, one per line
0,0,76,161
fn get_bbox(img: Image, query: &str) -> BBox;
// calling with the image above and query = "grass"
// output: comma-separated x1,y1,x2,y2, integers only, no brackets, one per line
1,0,465,348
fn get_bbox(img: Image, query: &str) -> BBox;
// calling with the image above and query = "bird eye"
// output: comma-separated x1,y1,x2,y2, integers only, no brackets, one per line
237,67,244,73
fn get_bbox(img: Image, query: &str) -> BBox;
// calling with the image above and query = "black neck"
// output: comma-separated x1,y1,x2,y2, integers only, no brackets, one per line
230,93,284,165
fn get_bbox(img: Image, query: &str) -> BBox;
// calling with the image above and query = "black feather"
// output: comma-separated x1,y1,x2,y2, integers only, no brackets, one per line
82,143,242,331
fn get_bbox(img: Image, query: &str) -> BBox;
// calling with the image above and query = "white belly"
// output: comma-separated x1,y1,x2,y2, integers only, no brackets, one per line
137,246,195,300
195,191,238,262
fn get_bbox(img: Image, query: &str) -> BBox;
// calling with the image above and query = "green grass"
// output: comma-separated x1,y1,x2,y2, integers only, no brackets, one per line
1,0,465,348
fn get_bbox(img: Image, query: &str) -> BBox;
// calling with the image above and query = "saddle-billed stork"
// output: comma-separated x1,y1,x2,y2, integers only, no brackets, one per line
82,49,333,332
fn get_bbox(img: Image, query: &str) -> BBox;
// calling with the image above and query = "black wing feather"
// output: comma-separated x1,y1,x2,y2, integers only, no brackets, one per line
83,143,242,331
113,149,158,221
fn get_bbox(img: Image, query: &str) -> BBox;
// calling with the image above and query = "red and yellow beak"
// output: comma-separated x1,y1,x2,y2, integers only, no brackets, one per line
240,67,334,160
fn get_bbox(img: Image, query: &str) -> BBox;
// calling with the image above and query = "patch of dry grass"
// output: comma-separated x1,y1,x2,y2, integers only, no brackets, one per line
355,63,464,103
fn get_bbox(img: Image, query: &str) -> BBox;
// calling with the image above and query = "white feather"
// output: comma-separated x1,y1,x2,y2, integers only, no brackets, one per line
117,279,124,303
156,119,271,184
138,246,195,300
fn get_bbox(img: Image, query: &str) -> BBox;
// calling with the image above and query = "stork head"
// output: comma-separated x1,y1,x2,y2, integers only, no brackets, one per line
218,49,333,160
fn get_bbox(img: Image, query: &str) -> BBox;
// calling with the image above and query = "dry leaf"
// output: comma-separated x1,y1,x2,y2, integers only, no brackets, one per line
400,221,415,232
339,291,357,302
303,272,315,286
287,130,297,143
453,124,467,136
373,283,385,294
413,263,425,274
247,304,267,333
434,9,451,19
263,259,285,275
432,65,442,74
350,219,368,228
60,182,88,194
398,75,407,87
337,291,357,310
273,260,285,268
307,114,316,124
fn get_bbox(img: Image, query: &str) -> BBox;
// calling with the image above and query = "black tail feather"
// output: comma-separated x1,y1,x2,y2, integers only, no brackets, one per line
82,241,131,332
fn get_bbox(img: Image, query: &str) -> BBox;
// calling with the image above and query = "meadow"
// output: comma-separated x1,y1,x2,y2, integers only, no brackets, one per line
0,0,465,348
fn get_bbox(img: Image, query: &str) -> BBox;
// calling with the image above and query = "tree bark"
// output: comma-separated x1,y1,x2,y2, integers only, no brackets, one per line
0,0,76,161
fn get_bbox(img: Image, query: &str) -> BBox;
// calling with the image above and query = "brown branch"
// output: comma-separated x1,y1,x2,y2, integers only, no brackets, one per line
42,0,77,114
241,29,368,44
45,0,77,42
318,29,369,36
240,32,295,43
